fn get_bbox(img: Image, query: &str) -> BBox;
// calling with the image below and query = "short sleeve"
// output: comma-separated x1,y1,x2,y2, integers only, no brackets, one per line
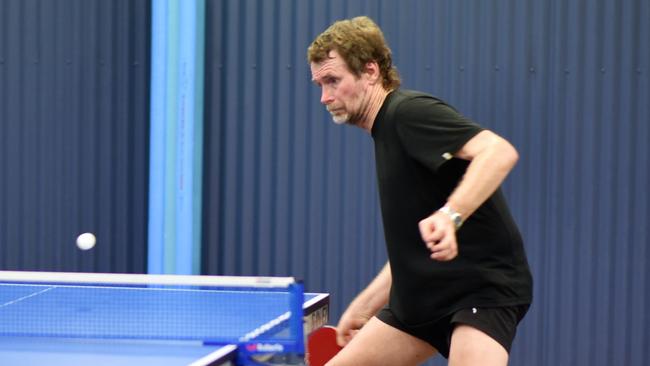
395,96,484,171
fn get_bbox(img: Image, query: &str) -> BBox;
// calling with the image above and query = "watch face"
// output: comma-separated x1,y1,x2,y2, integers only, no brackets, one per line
439,206,463,229
452,214,462,229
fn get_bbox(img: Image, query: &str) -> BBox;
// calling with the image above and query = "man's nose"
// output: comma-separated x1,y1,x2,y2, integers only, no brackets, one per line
320,88,333,105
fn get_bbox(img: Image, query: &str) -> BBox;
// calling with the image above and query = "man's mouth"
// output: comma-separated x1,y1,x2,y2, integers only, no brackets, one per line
327,107,342,114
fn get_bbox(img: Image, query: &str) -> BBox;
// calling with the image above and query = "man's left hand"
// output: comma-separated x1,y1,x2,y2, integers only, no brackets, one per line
418,212,459,261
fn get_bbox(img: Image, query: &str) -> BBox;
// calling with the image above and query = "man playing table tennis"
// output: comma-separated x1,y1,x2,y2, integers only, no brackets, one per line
307,16,533,365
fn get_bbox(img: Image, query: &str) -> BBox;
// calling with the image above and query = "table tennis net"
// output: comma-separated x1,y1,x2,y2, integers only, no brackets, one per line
0,279,303,346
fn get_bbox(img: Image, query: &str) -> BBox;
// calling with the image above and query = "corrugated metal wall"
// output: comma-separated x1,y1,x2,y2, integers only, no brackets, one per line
202,0,388,319
0,0,151,273
202,1,649,365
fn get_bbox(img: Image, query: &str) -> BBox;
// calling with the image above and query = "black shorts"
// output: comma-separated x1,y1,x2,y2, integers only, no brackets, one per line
376,304,529,359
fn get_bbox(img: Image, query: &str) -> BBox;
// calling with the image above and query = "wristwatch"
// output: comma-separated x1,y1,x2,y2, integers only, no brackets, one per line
438,205,464,230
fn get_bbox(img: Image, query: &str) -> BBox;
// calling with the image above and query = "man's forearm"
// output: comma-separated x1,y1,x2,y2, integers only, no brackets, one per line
349,262,391,315
448,134,518,219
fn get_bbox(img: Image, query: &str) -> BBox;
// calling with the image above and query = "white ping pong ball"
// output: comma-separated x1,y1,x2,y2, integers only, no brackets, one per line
76,233,96,250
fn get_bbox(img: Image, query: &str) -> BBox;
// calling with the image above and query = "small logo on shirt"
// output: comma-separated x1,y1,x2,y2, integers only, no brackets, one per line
442,152,453,160
472,307,478,314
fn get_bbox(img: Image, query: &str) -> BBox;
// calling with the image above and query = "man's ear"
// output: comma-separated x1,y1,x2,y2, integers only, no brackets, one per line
364,61,381,84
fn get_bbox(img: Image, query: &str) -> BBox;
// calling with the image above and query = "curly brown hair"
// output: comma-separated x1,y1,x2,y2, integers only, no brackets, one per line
307,16,401,90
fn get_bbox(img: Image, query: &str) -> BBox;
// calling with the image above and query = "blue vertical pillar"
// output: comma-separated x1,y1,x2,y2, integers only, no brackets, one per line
148,0,205,275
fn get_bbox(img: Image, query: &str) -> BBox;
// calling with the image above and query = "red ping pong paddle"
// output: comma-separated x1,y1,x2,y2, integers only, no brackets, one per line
306,325,343,366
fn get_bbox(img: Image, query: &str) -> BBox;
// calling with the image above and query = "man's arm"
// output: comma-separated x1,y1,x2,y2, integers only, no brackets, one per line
447,130,519,216
335,262,391,346
419,130,519,261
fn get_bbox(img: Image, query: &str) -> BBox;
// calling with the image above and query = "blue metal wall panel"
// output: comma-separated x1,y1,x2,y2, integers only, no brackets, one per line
203,1,648,365
202,0,388,319
0,0,150,273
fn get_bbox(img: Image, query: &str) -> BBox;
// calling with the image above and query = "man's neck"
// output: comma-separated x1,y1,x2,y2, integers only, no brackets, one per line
355,86,391,133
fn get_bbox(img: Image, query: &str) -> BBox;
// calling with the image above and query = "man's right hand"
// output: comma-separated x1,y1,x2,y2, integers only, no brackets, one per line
335,262,392,346
335,307,373,347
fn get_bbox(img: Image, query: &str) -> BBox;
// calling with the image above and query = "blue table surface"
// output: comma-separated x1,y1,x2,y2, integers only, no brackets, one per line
0,282,327,366
0,337,236,366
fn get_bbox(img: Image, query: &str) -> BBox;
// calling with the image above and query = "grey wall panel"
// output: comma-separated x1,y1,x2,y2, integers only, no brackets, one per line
0,0,150,273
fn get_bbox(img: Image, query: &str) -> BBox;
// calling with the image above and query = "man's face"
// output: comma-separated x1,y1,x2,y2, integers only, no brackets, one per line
310,50,369,125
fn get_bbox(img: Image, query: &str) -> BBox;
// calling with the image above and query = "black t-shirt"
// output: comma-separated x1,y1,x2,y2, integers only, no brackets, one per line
372,89,533,326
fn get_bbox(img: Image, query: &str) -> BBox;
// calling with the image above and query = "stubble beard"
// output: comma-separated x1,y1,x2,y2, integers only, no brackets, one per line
329,89,368,127
330,112,349,125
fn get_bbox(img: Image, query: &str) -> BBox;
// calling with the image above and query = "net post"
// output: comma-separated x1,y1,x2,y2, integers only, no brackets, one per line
289,281,305,354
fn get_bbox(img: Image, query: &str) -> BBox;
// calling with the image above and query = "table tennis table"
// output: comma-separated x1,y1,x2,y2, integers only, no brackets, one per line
0,271,329,366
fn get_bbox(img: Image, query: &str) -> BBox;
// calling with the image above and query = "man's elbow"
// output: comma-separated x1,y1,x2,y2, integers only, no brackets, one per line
488,135,518,170
500,139,519,170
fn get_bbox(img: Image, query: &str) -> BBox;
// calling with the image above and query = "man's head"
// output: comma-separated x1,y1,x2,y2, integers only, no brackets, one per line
307,16,400,91
308,16,400,126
